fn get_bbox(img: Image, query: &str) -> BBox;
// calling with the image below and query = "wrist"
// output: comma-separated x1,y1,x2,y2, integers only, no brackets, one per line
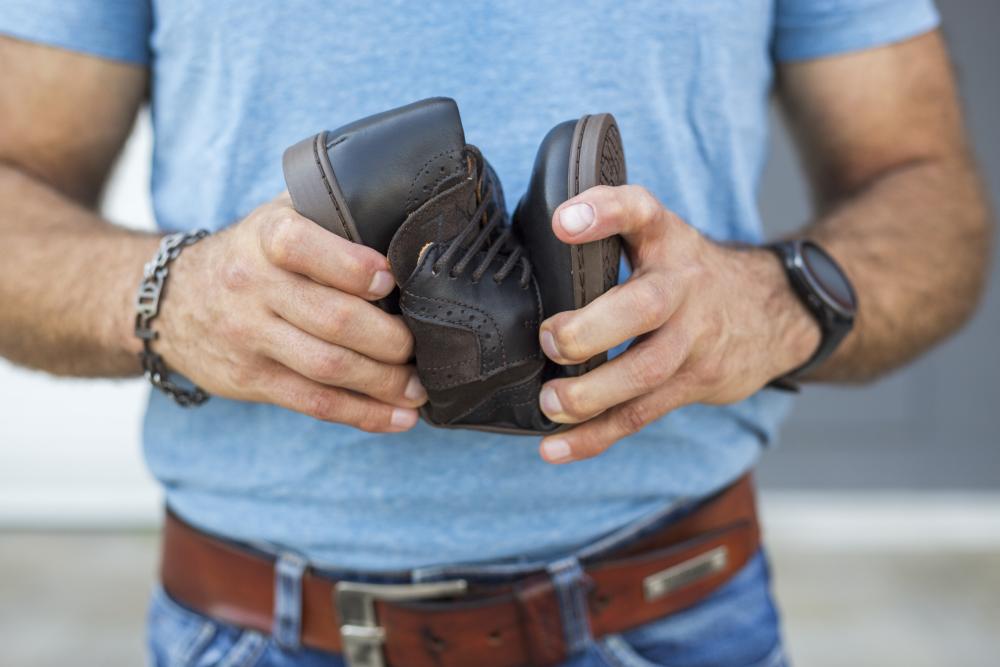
739,246,822,380
108,235,162,363
132,230,213,405
146,235,208,367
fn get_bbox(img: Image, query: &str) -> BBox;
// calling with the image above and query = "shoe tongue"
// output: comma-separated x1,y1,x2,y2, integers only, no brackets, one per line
387,175,479,284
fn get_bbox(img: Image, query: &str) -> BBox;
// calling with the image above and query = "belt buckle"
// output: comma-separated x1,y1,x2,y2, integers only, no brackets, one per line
334,579,468,667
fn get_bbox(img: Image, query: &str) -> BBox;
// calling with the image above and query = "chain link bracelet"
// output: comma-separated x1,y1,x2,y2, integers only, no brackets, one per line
134,230,211,406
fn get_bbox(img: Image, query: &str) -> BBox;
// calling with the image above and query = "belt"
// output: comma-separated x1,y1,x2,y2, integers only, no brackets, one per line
161,474,759,667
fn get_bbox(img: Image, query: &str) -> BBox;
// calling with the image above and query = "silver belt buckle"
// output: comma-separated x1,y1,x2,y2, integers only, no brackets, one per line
334,579,468,667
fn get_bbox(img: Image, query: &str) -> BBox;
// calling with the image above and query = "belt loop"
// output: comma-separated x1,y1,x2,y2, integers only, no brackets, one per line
546,556,593,656
273,551,308,650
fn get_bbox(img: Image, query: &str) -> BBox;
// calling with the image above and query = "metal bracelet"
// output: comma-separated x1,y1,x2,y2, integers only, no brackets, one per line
134,230,211,407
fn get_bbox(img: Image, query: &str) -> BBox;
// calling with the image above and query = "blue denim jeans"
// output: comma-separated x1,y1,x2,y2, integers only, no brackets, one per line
149,500,787,667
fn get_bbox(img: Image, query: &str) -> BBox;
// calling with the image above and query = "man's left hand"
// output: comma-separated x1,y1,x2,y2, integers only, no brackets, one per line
537,185,821,463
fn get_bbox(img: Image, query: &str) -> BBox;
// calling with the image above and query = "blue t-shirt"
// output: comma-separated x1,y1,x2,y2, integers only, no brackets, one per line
2,1,938,571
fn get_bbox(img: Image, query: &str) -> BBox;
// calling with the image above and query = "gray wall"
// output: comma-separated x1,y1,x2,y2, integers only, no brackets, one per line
757,1,999,491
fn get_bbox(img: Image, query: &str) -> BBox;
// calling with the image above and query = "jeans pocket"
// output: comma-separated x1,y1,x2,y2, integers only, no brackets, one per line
593,550,788,667
147,586,269,667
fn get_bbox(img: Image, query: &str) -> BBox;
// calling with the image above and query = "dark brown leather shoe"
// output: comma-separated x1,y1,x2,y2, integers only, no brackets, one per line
514,113,627,380
282,98,549,433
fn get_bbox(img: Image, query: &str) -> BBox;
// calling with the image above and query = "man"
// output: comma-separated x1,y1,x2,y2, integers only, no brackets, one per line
0,1,991,666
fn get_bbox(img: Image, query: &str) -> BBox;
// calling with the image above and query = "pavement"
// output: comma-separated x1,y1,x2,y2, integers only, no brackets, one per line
0,532,997,667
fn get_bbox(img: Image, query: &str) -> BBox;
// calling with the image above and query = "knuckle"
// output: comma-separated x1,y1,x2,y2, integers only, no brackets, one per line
309,349,347,384
387,365,413,393
599,190,628,225
219,261,253,292
586,184,617,205
390,333,415,364
262,216,302,267
320,299,351,340
699,311,726,346
558,382,591,419
631,279,670,329
694,357,725,388
569,436,601,460
379,316,415,362
356,407,390,433
227,361,260,389
220,315,252,343
626,185,661,222
551,318,587,362
615,401,651,436
303,390,339,421
338,245,381,283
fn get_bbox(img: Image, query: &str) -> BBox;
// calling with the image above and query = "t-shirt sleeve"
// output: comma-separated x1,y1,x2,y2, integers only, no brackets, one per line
0,0,152,65
774,0,940,62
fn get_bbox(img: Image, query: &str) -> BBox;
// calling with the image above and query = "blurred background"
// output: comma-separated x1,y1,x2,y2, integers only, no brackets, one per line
1,2,997,666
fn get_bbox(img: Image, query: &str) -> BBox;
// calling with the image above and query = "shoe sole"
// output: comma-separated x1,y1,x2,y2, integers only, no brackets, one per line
566,113,626,374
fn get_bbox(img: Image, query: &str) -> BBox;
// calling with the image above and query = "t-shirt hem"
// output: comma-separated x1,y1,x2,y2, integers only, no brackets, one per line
774,2,940,63
0,26,149,66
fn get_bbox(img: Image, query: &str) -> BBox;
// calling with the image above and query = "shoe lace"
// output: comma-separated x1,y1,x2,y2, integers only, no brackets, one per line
431,148,532,289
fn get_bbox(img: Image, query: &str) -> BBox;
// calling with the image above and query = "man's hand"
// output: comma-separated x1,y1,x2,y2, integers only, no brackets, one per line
536,185,820,463
0,39,423,432
155,193,426,432
535,32,993,463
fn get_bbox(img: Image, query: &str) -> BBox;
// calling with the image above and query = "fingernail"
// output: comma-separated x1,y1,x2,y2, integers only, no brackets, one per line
369,270,395,297
559,203,595,236
539,386,563,418
540,329,561,360
541,439,573,463
390,408,418,430
404,375,427,402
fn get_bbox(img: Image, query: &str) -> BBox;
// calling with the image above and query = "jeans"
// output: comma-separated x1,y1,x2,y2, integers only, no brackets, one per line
149,492,787,667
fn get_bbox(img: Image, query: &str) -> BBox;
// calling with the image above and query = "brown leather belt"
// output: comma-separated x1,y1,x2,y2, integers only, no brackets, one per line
161,474,759,667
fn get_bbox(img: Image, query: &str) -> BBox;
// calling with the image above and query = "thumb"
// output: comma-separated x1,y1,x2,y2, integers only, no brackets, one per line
551,184,667,249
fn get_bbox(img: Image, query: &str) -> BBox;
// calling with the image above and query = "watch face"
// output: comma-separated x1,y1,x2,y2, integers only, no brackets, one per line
800,241,857,315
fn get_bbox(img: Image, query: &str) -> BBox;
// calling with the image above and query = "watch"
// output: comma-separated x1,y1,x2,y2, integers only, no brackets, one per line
766,239,857,388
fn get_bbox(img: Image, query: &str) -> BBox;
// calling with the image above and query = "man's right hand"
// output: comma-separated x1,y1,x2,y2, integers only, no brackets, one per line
155,193,425,432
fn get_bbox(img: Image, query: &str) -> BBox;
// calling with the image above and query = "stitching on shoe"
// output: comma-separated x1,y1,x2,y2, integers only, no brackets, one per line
402,291,508,370
421,358,479,371
451,364,544,423
572,118,589,303
404,149,463,213
311,137,356,243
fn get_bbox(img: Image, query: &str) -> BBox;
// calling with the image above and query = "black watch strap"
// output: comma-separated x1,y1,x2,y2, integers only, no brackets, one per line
766,240,857,390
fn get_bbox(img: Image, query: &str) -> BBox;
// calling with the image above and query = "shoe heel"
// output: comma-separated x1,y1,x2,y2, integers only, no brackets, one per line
283,132,399,311
282,132,363,243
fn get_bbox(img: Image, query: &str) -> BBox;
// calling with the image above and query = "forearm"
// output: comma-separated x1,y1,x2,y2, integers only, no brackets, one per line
0,163,158,377
797,155,993,382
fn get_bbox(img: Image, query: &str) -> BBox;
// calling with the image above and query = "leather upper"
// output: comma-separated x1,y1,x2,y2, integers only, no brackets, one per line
513,120,578,319
323,97,467,255
390,166,547,431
